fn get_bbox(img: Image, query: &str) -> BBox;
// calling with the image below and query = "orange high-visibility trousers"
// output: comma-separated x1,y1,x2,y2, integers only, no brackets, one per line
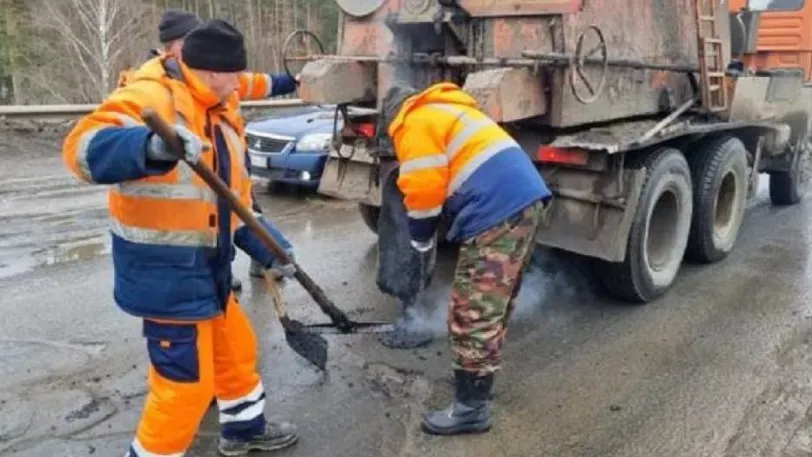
128,295,267,456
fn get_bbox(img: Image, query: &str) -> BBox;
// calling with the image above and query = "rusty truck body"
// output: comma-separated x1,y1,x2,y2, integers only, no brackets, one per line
289,0,812,303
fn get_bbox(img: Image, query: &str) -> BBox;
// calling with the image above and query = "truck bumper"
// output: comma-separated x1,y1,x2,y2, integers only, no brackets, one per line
317,145,391,206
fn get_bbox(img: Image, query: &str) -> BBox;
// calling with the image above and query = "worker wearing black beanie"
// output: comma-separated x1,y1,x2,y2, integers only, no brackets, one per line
182,19,248,73
159,9,202,44
175,18,247,107
114,15,300,293
84,15,302,457
179,18,300,293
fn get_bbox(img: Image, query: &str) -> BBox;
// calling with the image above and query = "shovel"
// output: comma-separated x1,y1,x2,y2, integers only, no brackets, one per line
263,270,327,370
140,109,391,335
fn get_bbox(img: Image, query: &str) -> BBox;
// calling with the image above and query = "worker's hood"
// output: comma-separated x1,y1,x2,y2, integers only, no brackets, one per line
386,82,478,138
380,83,418,137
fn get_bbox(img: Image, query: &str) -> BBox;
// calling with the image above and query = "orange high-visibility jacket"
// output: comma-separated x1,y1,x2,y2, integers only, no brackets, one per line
387,82,552,242
118,51,297,101
63,55,288,320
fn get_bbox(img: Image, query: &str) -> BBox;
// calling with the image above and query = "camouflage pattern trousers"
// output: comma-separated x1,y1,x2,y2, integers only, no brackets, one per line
449,200,545,375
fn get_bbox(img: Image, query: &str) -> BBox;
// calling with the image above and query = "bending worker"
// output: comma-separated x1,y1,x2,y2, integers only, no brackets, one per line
63,20,299,456
380,81,553,436
119,8,299,291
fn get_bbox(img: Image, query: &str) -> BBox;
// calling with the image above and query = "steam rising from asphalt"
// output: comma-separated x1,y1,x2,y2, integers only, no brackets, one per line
397,248,585,336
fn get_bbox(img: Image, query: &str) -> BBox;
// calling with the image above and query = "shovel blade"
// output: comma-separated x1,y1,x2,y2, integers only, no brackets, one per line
283,320,329,370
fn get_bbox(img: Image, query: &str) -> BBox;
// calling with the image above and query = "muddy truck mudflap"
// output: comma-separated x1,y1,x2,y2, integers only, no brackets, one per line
317,141,385,207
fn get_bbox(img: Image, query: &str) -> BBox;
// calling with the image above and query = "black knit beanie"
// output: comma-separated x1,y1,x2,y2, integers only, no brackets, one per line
158,9,202,43
181,19,247,72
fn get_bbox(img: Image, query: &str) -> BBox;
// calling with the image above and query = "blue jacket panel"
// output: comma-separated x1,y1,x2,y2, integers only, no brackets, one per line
445,146,552,242
112,234,222,321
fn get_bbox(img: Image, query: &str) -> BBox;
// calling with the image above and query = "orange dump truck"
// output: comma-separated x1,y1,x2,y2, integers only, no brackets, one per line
287,0,812,303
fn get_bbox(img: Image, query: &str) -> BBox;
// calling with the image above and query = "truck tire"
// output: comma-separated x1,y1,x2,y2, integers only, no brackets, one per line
685,136,748,263
769,145,810,205
595,148,693,303
358,203,380,234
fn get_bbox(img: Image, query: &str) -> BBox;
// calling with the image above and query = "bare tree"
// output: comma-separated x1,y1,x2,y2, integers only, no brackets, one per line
2,0,341,104
36,0,143,101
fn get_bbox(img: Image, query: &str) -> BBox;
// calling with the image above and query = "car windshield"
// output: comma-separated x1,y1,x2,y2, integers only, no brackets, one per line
748,0,804,10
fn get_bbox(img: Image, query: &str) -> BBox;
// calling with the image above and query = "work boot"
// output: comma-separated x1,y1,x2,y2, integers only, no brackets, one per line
421,370,493,435
249,259,264,278
218,420,299,456
377,303,433,349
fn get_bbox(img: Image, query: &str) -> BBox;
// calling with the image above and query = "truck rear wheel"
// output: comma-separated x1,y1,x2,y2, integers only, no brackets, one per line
685,136,748,263
358,203,380,234
595,148,693,303
769,143,810,205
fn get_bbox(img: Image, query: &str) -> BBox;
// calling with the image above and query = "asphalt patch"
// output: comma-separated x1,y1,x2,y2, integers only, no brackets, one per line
377,327,434,349
65,398,101,422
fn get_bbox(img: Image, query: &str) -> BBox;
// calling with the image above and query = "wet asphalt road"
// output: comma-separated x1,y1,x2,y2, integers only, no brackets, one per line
3,133,812,457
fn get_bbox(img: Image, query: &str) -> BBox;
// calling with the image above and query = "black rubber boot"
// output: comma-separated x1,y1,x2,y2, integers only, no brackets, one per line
377,299,434,349
421,370,493,435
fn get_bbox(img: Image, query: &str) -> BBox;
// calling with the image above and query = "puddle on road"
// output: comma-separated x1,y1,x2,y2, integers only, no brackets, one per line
0,238,110,279
36,239,110,266
0,251,38,279
0,177,343,280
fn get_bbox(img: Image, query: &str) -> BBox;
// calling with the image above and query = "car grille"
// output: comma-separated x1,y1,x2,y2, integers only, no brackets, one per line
246,133,291,154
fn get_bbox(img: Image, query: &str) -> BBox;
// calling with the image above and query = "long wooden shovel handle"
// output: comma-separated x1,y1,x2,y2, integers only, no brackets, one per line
141,109,353,332
263,270,288,320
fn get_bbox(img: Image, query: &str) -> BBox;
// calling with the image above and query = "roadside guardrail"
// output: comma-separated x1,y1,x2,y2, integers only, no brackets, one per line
0,99,306,123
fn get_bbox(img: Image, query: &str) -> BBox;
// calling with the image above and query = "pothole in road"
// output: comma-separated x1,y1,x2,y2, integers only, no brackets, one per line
362,362,428,401
32,389,116,439
0,340,103,390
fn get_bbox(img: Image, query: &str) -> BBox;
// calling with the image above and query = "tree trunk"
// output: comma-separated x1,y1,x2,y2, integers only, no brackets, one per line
5,0,24,103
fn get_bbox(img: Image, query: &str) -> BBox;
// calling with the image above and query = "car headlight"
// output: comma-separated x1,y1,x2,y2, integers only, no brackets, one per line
295,133,332,152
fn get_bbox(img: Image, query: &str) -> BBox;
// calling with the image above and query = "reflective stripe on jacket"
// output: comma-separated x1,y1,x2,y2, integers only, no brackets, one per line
63,55,281,321
387,82,552,242
238,72,296,100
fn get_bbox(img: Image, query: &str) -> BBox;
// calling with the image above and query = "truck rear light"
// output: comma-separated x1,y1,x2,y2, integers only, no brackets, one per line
356,123,376,138
341,122,376,140
537,146,589,166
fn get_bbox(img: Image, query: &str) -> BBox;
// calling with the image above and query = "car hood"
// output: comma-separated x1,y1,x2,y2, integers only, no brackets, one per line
247,108,343,139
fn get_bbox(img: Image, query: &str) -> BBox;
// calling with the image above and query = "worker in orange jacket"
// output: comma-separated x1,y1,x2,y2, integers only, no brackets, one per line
119,9,299,292
121,9,299,102
63,20,299,456
380,82,552,435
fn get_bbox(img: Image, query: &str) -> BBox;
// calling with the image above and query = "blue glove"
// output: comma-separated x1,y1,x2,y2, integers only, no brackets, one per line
269,73,298,96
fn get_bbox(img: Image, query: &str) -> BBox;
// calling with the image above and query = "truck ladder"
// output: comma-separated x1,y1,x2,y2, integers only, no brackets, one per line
695,0,728,113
